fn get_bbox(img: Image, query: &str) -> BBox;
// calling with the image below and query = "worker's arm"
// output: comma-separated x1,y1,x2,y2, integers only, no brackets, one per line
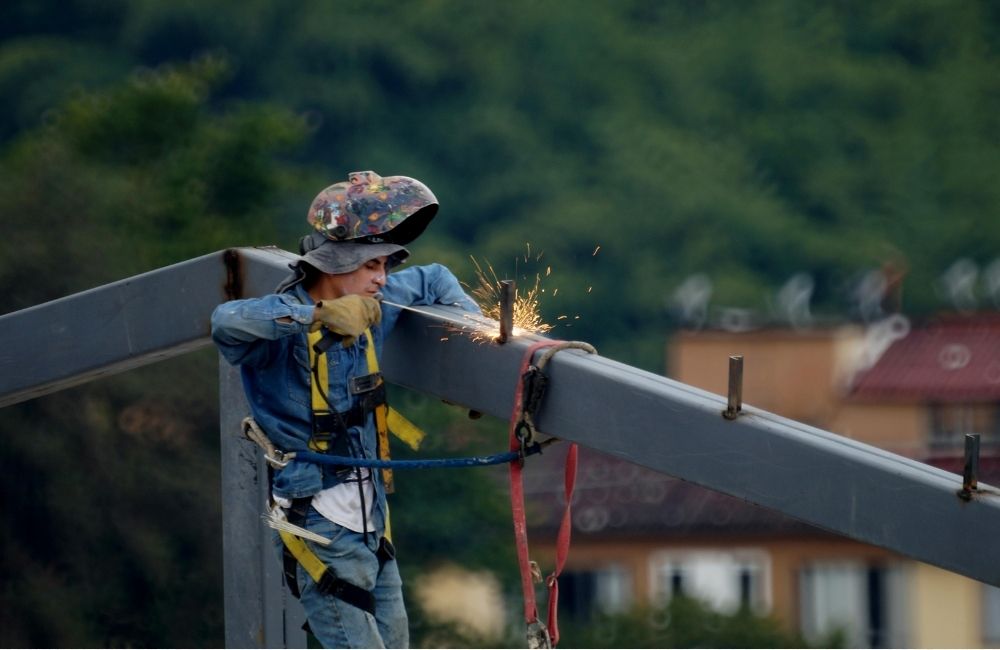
210,293,315,367
379,263,480,335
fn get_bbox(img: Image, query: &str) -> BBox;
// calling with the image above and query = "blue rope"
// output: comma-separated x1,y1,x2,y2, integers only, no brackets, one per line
292,444,543,469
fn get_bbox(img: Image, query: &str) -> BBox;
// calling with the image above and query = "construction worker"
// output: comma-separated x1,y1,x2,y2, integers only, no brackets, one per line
211,171,479,648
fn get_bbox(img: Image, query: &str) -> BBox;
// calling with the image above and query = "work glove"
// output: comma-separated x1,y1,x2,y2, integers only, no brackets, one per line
309,295,381,346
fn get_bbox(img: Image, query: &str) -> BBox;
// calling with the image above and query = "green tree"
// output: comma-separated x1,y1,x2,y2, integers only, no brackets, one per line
0,58,311,647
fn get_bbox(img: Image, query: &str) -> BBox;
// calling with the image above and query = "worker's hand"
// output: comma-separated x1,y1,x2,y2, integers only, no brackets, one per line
309,295,381,345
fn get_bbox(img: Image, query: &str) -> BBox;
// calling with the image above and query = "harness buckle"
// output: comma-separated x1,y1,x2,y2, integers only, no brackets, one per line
350,372,383,394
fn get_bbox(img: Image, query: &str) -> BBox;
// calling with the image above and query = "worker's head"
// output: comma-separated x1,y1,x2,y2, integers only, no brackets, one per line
279,171,438,294
299,243,390,299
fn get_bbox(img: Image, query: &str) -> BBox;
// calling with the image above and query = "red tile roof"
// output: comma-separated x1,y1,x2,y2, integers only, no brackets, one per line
850,314,1000,401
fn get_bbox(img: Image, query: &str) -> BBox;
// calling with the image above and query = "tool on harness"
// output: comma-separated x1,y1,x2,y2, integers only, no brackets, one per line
509,339,596,649
265,505,332,545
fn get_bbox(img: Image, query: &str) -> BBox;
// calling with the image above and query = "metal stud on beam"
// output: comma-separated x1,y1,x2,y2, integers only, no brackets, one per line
497,279,515,344
723,355,744,420
960,433,981,500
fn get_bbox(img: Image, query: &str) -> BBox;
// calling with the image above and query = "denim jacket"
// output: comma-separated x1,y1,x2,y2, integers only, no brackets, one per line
211,263,478,534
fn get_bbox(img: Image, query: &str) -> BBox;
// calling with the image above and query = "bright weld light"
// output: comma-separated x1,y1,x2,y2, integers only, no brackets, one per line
466,255,554,340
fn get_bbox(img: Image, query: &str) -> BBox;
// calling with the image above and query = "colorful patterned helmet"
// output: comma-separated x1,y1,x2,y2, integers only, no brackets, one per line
306,170,438,246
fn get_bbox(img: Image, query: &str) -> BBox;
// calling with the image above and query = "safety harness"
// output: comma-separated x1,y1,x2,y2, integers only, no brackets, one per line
245,329,595,648
306,326,425,493
270,326,424,618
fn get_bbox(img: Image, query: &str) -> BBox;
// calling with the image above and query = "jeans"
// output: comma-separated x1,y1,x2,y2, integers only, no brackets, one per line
276,504,409,649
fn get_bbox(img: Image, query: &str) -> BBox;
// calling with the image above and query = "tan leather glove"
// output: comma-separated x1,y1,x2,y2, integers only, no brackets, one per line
309,295,382,345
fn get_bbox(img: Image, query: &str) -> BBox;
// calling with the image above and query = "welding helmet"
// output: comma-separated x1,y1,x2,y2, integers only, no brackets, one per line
278,171,437,292
306,170,438,246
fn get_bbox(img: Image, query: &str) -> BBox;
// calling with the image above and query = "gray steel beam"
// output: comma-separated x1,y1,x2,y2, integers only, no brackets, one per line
381,304,1000,588
0,247,296,408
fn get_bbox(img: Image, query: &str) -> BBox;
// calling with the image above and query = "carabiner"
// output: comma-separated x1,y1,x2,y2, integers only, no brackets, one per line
525,619,552,649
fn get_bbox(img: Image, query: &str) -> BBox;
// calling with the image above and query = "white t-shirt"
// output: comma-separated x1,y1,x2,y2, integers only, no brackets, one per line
309,468,376,533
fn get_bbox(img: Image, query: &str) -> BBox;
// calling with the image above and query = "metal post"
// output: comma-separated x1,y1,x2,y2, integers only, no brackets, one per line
220,358,307,648
497,280,515,344
961,433,981,500
723,355,743,420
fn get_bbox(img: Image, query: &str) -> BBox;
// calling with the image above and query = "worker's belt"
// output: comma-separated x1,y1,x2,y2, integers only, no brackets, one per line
280,498,395,616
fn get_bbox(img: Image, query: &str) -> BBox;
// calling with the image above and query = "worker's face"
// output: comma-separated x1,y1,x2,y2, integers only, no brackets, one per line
325,256,389,298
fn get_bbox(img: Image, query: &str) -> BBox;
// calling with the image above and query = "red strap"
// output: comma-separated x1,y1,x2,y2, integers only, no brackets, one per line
509,341,555,626
508,340,577,647
546,442,577,646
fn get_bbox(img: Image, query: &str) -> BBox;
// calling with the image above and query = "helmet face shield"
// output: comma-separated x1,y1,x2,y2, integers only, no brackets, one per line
307,171,438,245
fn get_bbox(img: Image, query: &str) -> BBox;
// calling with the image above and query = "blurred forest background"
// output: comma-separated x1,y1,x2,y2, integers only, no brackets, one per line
1,0,998,646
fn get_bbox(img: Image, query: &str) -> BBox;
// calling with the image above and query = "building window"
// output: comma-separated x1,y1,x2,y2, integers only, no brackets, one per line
649,549,771,614
559,564,633,621
928,403,999,451
798,561,907,648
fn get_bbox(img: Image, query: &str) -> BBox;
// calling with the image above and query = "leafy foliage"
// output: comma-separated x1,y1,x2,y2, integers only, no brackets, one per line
558,597,845,649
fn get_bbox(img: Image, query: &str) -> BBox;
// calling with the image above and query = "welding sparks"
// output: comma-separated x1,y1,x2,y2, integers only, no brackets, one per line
467,256,554,341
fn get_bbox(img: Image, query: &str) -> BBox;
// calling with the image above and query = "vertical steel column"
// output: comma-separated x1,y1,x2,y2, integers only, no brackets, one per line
220,357,306,648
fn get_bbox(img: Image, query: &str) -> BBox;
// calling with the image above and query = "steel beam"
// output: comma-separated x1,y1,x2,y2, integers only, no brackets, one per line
381,303,1000,588
0,247,297,408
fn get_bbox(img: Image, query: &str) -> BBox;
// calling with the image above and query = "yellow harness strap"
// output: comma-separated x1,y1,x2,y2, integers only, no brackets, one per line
307,329,330,452
279,529,327,584
306,327,426,491
361,328,426,493
278,526,377,615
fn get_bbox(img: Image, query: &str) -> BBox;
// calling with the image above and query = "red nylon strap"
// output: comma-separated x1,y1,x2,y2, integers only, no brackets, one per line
545,442,577,646
508,340,577,647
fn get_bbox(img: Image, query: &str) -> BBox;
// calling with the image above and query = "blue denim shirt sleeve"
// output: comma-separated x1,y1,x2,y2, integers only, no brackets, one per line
211,293,316,367
379,263,480,335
